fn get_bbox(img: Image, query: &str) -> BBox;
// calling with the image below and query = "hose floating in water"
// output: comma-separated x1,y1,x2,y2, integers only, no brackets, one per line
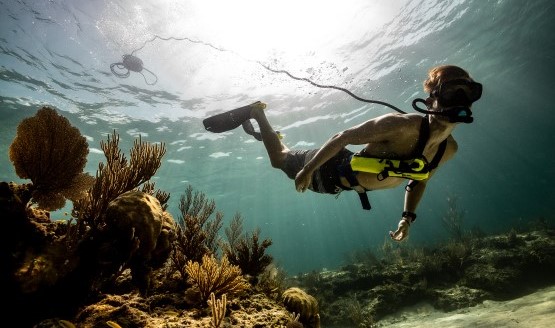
109,35,406,114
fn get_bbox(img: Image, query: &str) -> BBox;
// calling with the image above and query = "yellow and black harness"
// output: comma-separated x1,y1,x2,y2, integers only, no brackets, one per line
339,115,447,210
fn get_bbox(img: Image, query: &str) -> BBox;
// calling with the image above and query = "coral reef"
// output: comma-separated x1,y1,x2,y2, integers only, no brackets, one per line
8,106,93,211
65,134,171,299
295,227,555,326
4,108,555,328
1,108,170,326
64,289,292,328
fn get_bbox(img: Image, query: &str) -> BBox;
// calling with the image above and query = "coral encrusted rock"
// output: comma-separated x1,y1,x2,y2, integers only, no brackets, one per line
282,287,320,328
102,190,176,294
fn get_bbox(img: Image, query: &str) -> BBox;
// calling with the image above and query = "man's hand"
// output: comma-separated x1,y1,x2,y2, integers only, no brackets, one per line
295,168,313,192
389,218,411,242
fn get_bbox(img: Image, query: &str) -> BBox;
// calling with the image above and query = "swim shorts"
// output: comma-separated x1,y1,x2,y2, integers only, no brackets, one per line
281,148,353,194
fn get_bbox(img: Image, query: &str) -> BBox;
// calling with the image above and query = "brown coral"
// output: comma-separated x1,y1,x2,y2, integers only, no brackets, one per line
282,287,320,328
72,130,166,229
99,190,176,295
170,185,223,284
208,292,227,328
8,106,93,210
221,213,273,284
185,254,250,303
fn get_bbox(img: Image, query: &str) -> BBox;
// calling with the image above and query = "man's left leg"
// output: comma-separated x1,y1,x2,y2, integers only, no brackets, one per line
250,105,289,169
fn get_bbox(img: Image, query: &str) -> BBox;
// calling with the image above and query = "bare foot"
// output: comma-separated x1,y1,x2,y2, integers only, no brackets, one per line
250,101,266,119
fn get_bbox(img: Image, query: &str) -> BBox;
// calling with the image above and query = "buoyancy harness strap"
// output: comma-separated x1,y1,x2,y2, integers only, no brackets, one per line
340,162,372,210
414,116,430,154
405,138,447,191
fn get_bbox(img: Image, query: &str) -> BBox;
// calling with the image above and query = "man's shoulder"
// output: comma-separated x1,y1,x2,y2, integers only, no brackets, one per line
373,113,422,126
443,135,458,158
379,113,422,119
446,134,458,146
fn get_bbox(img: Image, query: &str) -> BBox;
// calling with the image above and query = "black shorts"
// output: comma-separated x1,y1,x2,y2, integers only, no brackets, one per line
281,149,316,179
281,148,353,194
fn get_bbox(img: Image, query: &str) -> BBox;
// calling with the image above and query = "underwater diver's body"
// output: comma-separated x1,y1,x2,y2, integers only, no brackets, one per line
208,65,482,242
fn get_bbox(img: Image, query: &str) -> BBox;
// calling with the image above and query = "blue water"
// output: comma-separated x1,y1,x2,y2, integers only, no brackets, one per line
1,0,554,274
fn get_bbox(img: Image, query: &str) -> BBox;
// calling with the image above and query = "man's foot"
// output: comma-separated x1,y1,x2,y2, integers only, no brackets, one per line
242,120,283,141
250,101,266,120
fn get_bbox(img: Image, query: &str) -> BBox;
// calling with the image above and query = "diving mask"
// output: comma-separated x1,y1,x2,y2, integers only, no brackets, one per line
431,79,483,107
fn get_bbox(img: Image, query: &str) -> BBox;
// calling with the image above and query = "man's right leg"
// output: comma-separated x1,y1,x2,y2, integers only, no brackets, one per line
250,105,289,169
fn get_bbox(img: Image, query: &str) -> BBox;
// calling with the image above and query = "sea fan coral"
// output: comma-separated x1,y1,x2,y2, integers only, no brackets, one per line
8,106,93,210
185,254,250,303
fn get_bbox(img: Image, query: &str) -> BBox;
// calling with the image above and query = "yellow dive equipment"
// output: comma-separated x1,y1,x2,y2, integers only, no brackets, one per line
349,154,430,180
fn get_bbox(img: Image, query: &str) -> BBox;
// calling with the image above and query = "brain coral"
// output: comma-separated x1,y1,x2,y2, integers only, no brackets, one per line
282,287,320,327
103,190,176,294
9,106,93,210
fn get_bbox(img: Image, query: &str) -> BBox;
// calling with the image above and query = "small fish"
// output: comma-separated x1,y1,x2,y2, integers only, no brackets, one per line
164,310,180,316
106,321,122,328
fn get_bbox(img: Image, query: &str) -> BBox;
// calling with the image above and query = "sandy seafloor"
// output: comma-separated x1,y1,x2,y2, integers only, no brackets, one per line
375,285,555,328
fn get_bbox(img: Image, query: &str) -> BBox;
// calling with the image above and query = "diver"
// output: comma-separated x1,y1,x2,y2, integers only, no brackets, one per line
203,65,482,242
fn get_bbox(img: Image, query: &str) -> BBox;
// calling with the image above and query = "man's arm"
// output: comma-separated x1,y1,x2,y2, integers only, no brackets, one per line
389,180,427,241
294,131,348,192
404,179,427,214
389,135,458,241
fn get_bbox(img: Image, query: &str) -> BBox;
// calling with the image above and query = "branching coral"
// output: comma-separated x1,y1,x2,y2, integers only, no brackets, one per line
8,106,94,210
257,263,288,300
208,292,227,328
221,213,273,283
185,254,250,303
178,185,223,256
72,130,166,229
140,181,170,211
285,312,303,328
170,185,223,283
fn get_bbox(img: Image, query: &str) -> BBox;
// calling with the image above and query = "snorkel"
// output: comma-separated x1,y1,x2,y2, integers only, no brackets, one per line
412,99,475,123
412,79,483,123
